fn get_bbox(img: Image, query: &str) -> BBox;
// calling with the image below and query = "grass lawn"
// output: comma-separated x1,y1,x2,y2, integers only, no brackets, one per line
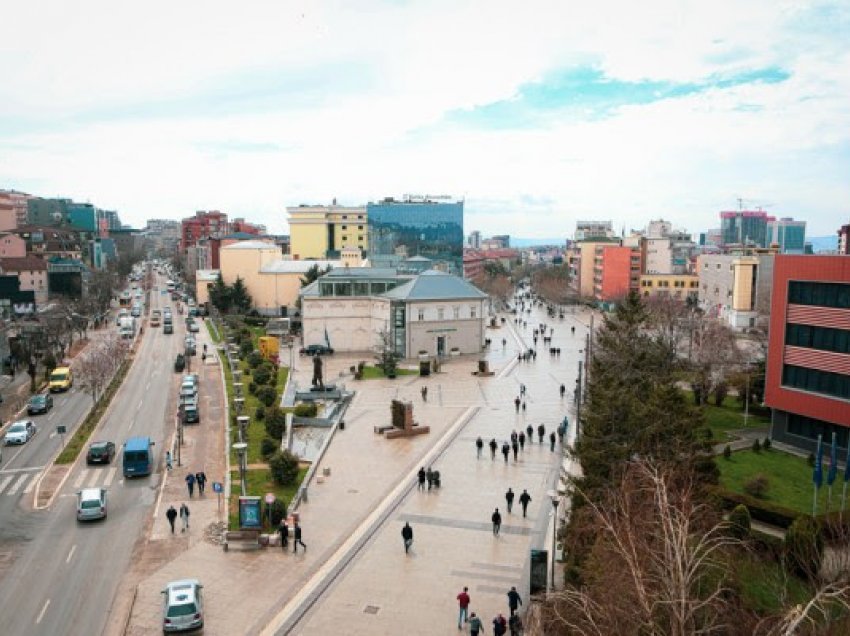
718,449,841,515
360,365,419,379
683,390,770,442
734,553,813,614
205,319,221,343
227,466,308,530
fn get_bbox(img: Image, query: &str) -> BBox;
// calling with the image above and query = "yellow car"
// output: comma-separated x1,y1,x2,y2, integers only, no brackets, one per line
49,366,73,392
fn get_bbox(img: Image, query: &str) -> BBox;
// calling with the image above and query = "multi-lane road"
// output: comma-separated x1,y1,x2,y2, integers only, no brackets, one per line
0,277,189,635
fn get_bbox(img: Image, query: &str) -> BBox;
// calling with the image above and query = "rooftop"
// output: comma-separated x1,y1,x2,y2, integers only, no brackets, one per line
220,240,279,250
260,259,340,274
382,270,487,301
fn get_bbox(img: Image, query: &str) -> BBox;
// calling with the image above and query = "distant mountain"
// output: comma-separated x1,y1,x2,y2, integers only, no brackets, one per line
808,236,838,253
509,238,565,248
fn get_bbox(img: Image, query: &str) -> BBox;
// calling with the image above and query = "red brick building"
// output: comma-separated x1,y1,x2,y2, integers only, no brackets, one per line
230,218,265,235
593,245,641,303
766,255,850,452
180,210,229,251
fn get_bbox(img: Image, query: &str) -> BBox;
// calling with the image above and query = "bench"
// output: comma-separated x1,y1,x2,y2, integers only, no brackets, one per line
373,424,394,434
222,529,260,552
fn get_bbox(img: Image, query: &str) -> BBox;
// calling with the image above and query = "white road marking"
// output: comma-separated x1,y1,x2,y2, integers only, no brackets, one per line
87,470,100,488
36,599,50,624
0,465,45,475
66,545,76,564
72,470,87,490
138,399,143,411
7,473,30,495
23,473,38,494
0,475,13,494
104,467,117,487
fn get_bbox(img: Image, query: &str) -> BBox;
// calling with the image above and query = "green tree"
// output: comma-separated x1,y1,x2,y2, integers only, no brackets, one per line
269,449,300,486
374,328,400,377
264,407,287,439
230,276,253,314
300,264,331,287
208,273,232,313
784,515,823,579
728,504,751,539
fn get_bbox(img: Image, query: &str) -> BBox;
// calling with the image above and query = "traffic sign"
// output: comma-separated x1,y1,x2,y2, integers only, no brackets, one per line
264,492,276,504
212,482,223,493
56,425,67,434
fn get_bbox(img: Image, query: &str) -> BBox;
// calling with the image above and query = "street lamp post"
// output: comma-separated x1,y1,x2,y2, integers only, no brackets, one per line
233,442,248,496
547,490,561,593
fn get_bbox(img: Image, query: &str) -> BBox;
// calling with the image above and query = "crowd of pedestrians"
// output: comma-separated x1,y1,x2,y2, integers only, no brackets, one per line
455,585,524,634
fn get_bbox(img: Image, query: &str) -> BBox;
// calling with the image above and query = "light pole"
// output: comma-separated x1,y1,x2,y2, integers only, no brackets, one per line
233,442,248,496
547,489,561,593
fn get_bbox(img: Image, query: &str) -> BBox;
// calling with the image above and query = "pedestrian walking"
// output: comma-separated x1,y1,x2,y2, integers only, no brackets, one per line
521,401,526,412
468,612,484,636
509,613,522,635
519,490,532,518
456,586,471,628
418,466,426,490
185,472,195,497
278,519,289,550
489,438,497,461
492,508,502,536
179,503,190,532
518,431,526,451
476,436,483,459
165,450,173,471
549,431,556,452
507,586,523,616
520,383,526,396
560,384,565,398
526,424,533,441
510,430,518,445
505,488,515,514
293,522,307,553
402,522,414,554
196,471,207,495
511,439,518,462
514,397,520,413
421,386,428,402
537,424,545,444
426,467,434,491
166,505,177,534
501,442,510,464
493,613,507,636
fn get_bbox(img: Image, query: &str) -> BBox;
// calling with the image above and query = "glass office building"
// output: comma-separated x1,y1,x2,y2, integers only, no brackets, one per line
366,197,464,275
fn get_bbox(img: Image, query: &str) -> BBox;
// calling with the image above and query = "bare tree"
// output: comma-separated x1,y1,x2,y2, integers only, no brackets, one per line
74,335,128,403
689,319,742,405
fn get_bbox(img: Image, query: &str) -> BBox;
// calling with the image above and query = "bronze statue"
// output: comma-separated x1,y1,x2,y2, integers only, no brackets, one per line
312,355,324,390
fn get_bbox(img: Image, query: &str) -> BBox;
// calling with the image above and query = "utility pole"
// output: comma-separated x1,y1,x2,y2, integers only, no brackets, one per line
575,360,583,439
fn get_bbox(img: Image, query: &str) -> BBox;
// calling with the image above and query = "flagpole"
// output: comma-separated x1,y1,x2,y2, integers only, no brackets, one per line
813,434,823,517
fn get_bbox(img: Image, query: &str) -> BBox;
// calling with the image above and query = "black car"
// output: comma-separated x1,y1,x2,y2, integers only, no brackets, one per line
300,344,334,356
27,394,54,415
174,353,186,372
86,441,116,465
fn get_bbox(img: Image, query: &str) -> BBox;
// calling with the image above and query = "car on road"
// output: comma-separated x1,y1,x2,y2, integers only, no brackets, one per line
164,323,174,334
5,420,37,445
27,394,54,415
300,344,334,356
49,366,73,392
86,441,116,465
162,579,204,633
76,487,107,521
174,354,186,372
188,322,199,333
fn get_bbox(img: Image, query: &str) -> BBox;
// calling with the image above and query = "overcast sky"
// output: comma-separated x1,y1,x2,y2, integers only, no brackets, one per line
0,0,847,238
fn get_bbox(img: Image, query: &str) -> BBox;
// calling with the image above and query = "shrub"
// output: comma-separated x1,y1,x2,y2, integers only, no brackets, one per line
254,405,265,421
723,445,732,460
743,474,769,499
239,340,253,357
268,498,288,525
247,351,264,368
265,407,287,439
713,381,728,406
269,449,300,486
785,515,823,579
293,403,318,417
248,382,258,395
728,504,751,540
713,487,798,528
260,436,278,459
253,366,272,386
763,437,772,451
752,438,761,453
257,385,278,407
702,427,713,441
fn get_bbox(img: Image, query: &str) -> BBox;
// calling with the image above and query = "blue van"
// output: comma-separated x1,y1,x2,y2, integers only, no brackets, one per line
123,436,154,477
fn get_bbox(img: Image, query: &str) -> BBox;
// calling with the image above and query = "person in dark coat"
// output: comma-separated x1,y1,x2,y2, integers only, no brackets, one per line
514,397,520,412
501,442,510,464
537,424,545,444
507,586,523,615
505,488,515,514
195,471,207,495
489,438,498,460
476,436,484,459
509,612,522,635
493,613,507,636
418,467,426,491
166,505,178,534
519,490,532,518
401,522,413,554
560,383,565,397
518,431,526,451
491,508,502,536
426,467,434,491
278,519,289,550
550,431,557,451
293,522,306,553
185,473,195,497
526,424,533,442
179,503,190,532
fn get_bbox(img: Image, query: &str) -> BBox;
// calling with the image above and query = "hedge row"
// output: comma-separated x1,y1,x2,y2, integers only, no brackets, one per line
713,487,800,529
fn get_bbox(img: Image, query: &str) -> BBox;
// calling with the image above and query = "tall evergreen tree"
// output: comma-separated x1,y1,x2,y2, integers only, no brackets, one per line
230,276,253,314
208,273,231,313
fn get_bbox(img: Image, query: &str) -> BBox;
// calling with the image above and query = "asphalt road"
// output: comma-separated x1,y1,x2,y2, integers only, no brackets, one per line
0,278,188,636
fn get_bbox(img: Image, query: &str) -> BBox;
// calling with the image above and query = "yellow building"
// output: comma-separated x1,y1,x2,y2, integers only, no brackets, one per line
288,204,368,259
639,274,699,300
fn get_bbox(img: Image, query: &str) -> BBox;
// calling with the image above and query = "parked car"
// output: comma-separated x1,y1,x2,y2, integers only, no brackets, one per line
86,441,116,465
174,354,186,372
188,322,199,333
164,323,174,335
27,394,54,415
5,420,37,445
76,487,107,521
300,344,334,356
162,579,204,633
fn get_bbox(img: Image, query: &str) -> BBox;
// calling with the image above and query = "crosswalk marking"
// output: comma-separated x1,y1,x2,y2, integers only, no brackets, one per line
87,470,100,488
23,474,37,494
72,470,87,490
7,474,30,496
0,475,13,494
104,467,117,487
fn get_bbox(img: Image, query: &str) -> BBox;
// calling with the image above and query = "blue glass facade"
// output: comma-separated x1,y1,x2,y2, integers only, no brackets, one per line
366,199,464,275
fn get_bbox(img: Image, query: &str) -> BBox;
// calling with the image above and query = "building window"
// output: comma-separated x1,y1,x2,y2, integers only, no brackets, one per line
788,281,850,309
453,306,460,319
782,364,850,400
470,305,477,319
418,309,424,321
358,225,364,230
786,324,850,354
341,225,347,230
437,308,444,320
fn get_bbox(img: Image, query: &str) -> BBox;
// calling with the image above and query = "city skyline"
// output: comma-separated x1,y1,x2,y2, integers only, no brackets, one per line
0,0,847,237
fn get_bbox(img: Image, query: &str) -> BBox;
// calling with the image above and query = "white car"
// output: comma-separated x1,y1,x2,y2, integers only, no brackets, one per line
5,420,36,445
76,487,107,521
162,579,204,632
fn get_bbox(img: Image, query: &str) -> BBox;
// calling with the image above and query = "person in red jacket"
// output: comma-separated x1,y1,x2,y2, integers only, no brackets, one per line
456,586,471,628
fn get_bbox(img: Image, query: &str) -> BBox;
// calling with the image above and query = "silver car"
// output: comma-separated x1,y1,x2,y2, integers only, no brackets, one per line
5,420,37,445
162,579,204,632
76,487,107,521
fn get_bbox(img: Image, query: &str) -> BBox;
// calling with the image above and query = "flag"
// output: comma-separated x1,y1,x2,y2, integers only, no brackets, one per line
324,327,331,348
813,434,824,488
828,433,839,486
844,442,850,483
